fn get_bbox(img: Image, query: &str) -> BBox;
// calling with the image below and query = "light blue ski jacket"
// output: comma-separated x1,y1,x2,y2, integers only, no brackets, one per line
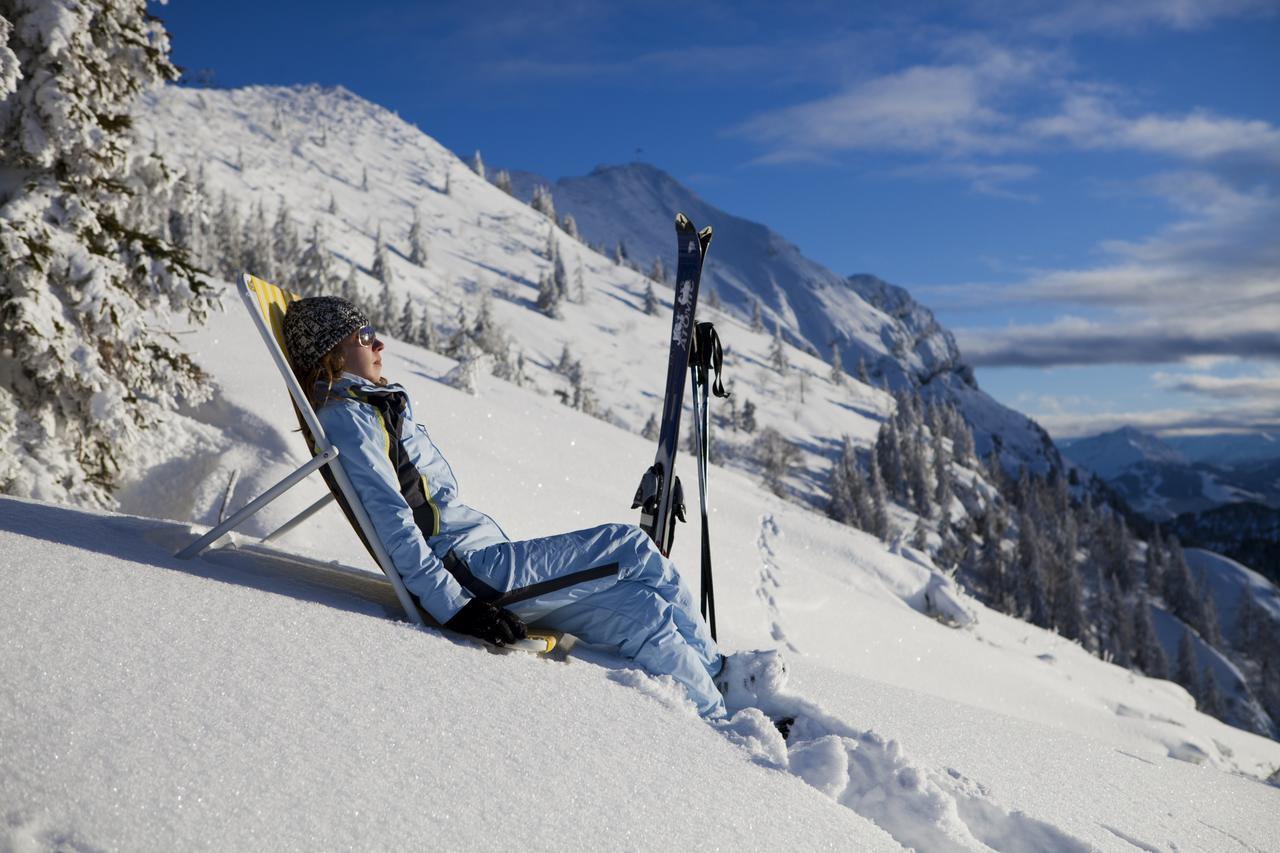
316,373,507,623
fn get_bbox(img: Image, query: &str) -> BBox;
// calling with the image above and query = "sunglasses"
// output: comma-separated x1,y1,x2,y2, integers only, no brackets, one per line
356,325,378,347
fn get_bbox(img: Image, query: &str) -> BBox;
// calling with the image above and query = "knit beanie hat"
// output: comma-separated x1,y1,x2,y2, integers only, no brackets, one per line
282,296,370,373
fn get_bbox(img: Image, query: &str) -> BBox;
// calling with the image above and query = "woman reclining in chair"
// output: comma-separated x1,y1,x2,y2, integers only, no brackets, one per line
282,296,784,720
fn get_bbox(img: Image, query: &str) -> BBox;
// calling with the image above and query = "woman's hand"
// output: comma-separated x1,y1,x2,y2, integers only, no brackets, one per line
445,598,529,646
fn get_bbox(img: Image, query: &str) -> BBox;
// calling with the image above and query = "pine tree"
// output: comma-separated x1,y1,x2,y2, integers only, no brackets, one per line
750,299,764,333
1175,629,1199,699
572,264,586,304
1016,515,1050,628
272,199,300,277
828,436,861,526
212,191,243,279
530,184,556,220
643,281,660,316
1199,666,1226,718
394,296,417,341
342,262,362,306
407,208,427,266
470,150,485,180
551,237,568,301
360,166,369,191
417,303,438,351
642,413,659,441
648,255,666,285
867,454,890,540
741,399,757,434
769,320,790,375
1132,599,1168,678
242,199,273,279
0,1,215,506
536,272,562,319
371,225,393,288
755,427,800,497
830,344,845,386
327,192,337,215
562,213,580,241
296,221,333,296
493,169,513,195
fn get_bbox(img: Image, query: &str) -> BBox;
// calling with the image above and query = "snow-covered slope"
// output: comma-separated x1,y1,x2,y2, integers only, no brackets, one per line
510,162,1057,473
6,275,1279,850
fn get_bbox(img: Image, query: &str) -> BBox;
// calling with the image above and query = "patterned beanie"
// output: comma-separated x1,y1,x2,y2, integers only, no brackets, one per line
282,296,370,373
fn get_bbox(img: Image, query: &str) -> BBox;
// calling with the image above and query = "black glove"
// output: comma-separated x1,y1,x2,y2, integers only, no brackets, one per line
445,598,528,646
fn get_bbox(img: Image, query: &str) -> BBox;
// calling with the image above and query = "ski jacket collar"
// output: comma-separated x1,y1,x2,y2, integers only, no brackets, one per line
318,373,405,405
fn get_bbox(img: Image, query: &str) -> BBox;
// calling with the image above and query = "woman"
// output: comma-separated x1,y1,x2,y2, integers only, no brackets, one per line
282,296,782,719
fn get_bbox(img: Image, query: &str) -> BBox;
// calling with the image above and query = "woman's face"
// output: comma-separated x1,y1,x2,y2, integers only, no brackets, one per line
338,325,384,383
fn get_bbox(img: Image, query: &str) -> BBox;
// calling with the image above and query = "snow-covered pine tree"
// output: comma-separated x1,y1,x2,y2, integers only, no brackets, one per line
1199,666,1226,718
212,190,243,279
750,299,764,333
550,237,568,301
272,199,300,280
530,184,555,221
0,0,215,506
407,208,427,266
360,166,369,191
562,213,579,241
769,320,789,376
327,192,337,215
740,398,757,434
416,303,437,351
642,280,660,316
572,264,586,304
535,272,562,319
1131,599,1168,678
648,255,666,285
856,356,870,385
296,221,333,296
755,427,799,497
1016,514,1050,628
829,343,845,386
828,435,860,527
242,199,273,280
1175,629,1199,699
370,224,393,291
493,169,512,194
341,261,361,306
641,413,659,441
398,297,418,341
867,454,890,540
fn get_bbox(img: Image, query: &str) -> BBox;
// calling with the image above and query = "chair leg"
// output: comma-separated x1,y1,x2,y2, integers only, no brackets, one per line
260,493,335,543
175,449,338,559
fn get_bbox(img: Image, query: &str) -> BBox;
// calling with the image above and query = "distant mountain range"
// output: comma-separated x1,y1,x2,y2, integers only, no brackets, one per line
1060,426,1280,522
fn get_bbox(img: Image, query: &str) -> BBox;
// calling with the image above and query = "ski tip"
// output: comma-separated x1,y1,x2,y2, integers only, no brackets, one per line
675,212,692,229
698,225,713,241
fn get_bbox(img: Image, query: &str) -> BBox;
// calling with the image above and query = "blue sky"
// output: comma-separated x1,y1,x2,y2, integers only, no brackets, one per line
153,0,1280,439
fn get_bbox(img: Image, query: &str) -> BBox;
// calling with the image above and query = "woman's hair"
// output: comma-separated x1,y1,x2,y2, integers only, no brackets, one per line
296,346,348,411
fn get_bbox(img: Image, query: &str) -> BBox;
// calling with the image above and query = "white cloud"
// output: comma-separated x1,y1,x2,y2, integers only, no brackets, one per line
1034,398,1280,440
1152,372,1280,400
1015,0,1278,36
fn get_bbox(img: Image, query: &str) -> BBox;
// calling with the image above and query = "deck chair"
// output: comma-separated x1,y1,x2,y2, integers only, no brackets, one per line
175,273,556,653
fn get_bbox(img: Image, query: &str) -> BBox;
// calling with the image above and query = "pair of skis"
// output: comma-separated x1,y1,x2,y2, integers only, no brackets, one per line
633,213,727,640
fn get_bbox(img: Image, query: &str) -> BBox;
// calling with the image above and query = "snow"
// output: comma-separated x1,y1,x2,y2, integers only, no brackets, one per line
4,292,1280,850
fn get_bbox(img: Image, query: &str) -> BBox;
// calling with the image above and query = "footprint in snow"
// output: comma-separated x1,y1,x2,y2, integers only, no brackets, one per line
714,681,1091,853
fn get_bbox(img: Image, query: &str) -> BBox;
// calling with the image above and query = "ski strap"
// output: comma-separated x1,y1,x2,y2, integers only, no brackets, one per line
690,322,729,399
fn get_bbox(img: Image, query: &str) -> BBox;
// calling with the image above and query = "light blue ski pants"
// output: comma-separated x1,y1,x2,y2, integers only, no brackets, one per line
458,522,725,717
